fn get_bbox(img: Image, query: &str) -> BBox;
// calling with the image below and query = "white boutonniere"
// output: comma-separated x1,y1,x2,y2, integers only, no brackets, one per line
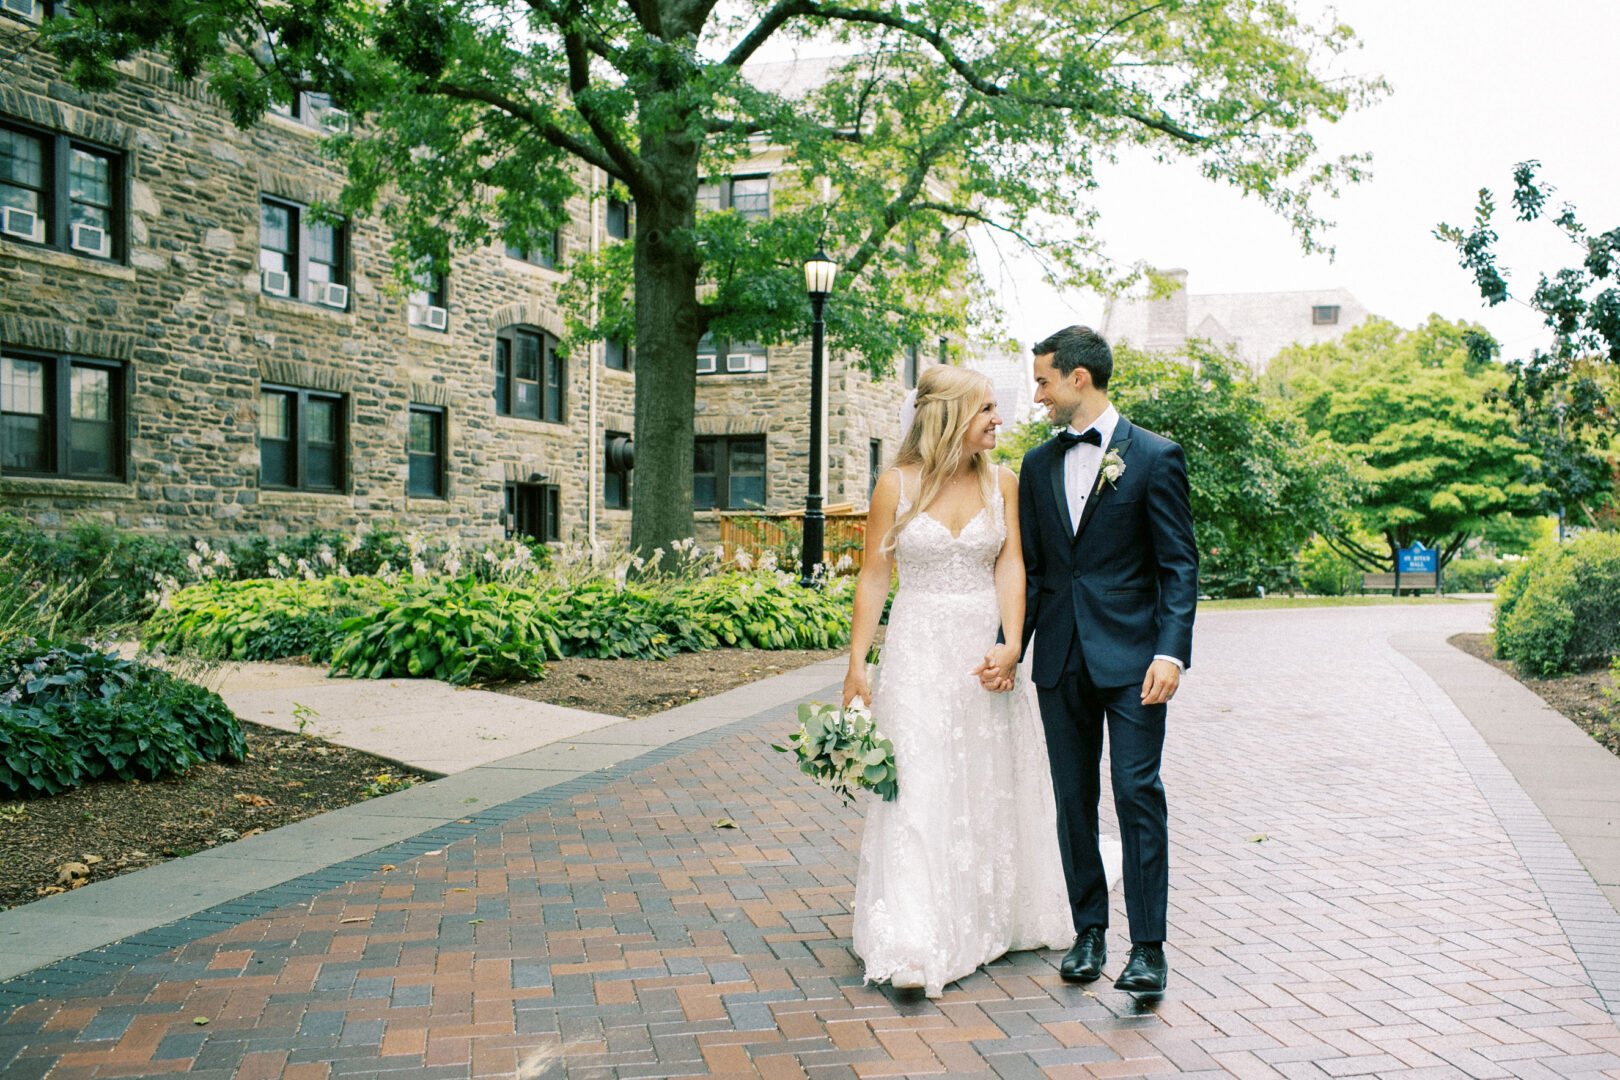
1098,448,1126,491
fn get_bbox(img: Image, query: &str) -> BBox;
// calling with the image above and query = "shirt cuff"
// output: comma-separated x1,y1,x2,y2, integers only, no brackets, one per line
1153,654,1185,671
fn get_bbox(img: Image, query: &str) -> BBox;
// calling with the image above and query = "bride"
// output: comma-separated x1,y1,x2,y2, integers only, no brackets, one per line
843,365,1072,997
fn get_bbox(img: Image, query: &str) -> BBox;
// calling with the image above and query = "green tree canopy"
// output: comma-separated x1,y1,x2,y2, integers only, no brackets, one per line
1270,315,1545,567
1437,161,1618,527
1108,343,1360,596
42,0,1382,555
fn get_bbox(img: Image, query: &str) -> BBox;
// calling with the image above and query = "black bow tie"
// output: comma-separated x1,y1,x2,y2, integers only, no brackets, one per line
1057,428,1103,449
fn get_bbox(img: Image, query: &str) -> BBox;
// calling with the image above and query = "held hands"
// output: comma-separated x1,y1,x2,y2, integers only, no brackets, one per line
1140,658,1180,706
972,643,1020,693
843,665,872,709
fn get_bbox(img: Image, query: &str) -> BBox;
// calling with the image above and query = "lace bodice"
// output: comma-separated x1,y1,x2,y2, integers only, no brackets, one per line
891,470,1006,596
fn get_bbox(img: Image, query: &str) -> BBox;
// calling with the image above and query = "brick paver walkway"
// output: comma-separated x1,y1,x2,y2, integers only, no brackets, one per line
4,604,1619,1079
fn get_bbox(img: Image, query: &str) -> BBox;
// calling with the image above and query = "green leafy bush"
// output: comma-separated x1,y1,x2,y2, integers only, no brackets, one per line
1494,533,1620,674
0,516,189,631
1443,556,1510,594
0,641,244,797
1298,537,1360,597
670,573,853,649
146,578,393,662
544,579,682,659
328,581,559,684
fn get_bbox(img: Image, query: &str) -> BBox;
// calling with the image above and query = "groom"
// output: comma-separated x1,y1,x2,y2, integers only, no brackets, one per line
985,325,1197,994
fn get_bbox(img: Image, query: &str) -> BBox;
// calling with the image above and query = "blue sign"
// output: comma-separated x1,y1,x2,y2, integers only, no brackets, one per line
1397,546,1438,574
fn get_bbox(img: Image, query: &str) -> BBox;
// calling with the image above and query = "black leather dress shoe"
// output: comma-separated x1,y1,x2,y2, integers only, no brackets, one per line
1113,943,1167,994
1059,927,1106,982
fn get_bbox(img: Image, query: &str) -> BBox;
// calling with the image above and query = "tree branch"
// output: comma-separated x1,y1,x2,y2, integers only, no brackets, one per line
557,0,645,190
800,0,1207,144
1086,1,1175,54
723,0,813,68
414,79,625,180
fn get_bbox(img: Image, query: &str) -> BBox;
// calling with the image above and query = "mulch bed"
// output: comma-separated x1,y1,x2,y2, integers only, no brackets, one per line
0,644,847,911
1449,632,1620,757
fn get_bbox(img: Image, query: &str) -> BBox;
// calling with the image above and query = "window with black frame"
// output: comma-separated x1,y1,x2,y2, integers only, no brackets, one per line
0,350,124,480
693,435,765,510
494,326,564,422
0,123,124,261
604,338,631,371
505,229,560,269
868,439,882,499
606,198,630,239
407,405,446,498
903,343,920,388
693,176,770,220
504,482,560,542
408,266,448,330
259,384,344,492
259,197,348,308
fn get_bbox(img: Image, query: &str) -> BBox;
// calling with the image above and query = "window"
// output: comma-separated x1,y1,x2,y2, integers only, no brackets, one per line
604,431,633,510
694,175,770,220
408,266,448,330
1,350,123,479
0,123,123,261
903,343,920,388
260,385,344,491
868,439,882,499
1312,304,1340,326
506,229,560,269
939,336,949,364
268,91,349,132
606,198,631,240
494,325,565,422
604,337,631,372
694,436,765,510
259,198,348,307
504,482,560,542
408,405,446,498
696,333,766,375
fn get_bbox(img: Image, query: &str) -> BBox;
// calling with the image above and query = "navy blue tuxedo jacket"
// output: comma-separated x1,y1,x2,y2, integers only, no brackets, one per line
1017,417,1199,689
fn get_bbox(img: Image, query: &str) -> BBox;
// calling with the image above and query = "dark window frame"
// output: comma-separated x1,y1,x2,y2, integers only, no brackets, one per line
696,333,766,376
258,383,346,493
605,197,631,240
504,481,560,542
695,175,771,220
494,325,566,423
693,434,767,511
868,438,883,499
0,119,125,263
505,227,561,269
604,337,632,372
407,404,447,499
1312,304,1341,326
0,349,125,481
259,196,348,307
408,265,448,330
903,343,920,388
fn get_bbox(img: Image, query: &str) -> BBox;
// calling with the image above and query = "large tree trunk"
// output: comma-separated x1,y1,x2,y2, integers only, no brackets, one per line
628,121,703,560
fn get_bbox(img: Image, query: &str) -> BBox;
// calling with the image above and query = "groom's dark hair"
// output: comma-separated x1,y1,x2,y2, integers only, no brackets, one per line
1033,326,1112,390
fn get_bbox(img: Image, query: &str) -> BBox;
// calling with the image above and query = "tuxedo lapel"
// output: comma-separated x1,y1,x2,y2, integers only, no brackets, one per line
1046,439,1074,538
1072,419,1133,548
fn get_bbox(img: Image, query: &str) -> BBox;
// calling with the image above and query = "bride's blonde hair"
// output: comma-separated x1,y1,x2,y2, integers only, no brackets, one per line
882,365,998,556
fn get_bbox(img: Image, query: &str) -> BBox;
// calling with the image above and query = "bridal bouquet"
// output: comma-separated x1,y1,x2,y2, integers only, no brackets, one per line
772,700,898,804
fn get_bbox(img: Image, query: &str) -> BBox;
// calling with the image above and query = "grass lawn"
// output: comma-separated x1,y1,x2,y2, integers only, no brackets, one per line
1199,594,1487,611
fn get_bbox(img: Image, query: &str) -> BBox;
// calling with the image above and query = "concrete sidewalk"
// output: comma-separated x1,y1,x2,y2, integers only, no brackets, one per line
4,603,1620,1079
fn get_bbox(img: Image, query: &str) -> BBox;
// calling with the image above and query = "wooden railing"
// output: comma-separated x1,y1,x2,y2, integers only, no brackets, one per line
719,505,869,574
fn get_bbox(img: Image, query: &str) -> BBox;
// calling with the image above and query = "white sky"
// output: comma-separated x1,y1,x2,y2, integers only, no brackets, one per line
975,0,1620,360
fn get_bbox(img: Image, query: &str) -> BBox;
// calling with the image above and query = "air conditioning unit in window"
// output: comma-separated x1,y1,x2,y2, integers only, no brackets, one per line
69,222,110,257
696,353,717,374
1,0,39,22
260,268,291,296
408,303,448,329
1,206,41,242
318,282,349,309
727,353,767,373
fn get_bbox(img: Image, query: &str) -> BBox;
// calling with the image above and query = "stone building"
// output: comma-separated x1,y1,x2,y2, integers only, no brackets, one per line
1099,269,1371,373
0,34,938,546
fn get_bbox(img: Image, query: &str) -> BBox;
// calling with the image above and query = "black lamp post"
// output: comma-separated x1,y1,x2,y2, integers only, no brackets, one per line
801,249,838,587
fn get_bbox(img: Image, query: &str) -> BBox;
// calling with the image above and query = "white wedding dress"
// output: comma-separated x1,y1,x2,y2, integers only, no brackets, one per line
852,472,1073,997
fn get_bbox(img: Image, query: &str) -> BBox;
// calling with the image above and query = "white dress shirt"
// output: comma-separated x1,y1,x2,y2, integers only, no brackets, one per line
1063,405,1184,673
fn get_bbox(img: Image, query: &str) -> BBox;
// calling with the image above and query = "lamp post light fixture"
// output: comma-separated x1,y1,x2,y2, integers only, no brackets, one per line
801,249,838,587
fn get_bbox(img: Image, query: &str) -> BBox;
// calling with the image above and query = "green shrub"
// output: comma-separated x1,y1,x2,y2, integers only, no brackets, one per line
1494,533,1620,674
669,572,853,649
145,577,394,662
1443,556,1510,594
1298,537,1360,596
0,516,189,632
0,641,244,797
328,580,559,684
544,579,683,659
